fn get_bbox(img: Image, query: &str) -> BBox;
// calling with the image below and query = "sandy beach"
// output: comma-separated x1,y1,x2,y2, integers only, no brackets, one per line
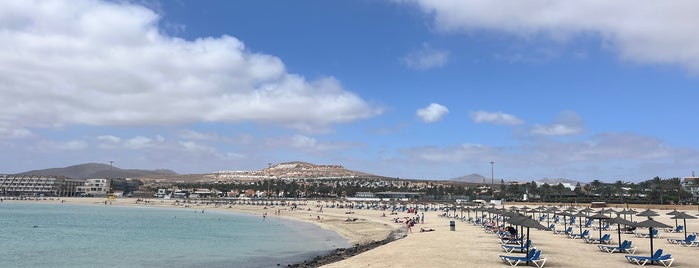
7,197,699,267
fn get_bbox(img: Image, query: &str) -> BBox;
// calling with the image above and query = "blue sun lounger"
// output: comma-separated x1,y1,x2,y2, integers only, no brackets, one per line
500,249,547,267
568,229,589,239
598,240,637,254
502,240,533,253
666,234,695,245
625,249,674,267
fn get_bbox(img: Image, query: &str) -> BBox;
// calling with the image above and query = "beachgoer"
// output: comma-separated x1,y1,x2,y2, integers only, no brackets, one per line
421,213,425,224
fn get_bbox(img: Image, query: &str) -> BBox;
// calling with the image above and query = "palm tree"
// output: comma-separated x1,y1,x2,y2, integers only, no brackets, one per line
614,180,624,203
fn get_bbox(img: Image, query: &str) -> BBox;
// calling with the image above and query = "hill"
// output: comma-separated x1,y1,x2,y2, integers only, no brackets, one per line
449,173,488,183
16,163,177,179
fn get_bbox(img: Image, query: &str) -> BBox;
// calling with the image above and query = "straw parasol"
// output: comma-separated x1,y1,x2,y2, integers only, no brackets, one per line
579,207,594,216
617,208,636,222
634,218,672,263
606,214,634,247
572,211,588,237
508,214,548,265
665,209,682,229
672,212,697,240
557,211,573,234
588,212,611,242
636,209,659,218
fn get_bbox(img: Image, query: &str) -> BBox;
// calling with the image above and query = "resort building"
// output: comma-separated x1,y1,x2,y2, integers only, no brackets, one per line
76,178,110,197
0,175,84,197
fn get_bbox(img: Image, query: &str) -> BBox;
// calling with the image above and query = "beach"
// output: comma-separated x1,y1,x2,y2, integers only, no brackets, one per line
7,198,699,267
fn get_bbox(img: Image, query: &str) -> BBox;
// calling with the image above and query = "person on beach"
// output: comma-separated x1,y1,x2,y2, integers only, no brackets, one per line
421,213,425,224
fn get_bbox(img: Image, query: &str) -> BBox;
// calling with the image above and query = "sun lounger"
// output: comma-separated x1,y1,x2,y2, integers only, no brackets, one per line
568,229,589,239
598,240,637,254
553,227,572,235
585,233,611,244
666,234,695,245
593,223,610,231
500,249,547,268
625,249,674,267
635,229,659,238
664,225,683,233
502,240,533,253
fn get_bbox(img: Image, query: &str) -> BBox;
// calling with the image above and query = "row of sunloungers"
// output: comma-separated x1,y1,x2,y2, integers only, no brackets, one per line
547,223,674,266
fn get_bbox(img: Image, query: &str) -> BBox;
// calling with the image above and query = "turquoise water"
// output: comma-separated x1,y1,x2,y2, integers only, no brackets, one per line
0,203,350,268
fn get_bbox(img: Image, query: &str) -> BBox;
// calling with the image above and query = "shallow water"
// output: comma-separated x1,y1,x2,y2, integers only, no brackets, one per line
0,203,350,268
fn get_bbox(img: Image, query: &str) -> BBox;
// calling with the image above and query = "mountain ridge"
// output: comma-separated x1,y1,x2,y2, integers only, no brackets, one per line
15,163,177,179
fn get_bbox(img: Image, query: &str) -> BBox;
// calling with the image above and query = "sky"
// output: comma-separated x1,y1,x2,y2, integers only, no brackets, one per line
1,0,699,183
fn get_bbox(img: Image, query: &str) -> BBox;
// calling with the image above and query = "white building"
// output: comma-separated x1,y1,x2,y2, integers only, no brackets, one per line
76,179,110,197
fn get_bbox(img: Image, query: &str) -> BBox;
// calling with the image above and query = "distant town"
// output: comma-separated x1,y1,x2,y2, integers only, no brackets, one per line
2,162,698,205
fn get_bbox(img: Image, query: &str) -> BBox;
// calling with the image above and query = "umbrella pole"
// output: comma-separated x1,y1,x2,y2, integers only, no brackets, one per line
598,220,602,242
579,217,582,236
617,223,622,246
684,218,688,240
526,227,531,266
649,227,654,264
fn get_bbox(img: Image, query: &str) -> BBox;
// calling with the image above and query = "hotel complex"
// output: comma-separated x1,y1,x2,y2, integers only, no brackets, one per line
0,175,141,197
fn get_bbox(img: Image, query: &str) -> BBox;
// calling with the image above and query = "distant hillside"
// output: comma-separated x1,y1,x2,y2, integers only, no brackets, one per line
449,173,488,183
16,163,177,179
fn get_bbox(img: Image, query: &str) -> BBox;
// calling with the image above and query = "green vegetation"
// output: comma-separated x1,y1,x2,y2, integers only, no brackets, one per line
166,176,694,205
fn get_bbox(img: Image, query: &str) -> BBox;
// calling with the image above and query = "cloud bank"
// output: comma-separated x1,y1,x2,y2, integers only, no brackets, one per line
0,0,381,137
403,0,699,72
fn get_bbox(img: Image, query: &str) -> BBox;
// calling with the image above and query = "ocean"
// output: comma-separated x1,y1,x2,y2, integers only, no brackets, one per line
0,202,350,268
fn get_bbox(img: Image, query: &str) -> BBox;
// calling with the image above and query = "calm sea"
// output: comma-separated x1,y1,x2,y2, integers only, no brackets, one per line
0,203,350,268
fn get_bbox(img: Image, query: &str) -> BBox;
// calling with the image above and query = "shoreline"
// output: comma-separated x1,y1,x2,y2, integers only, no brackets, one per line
9,197,699,267
1,197,407,267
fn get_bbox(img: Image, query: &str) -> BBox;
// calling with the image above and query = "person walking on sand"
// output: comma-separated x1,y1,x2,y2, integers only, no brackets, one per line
407,219,414,233
421,213,425,224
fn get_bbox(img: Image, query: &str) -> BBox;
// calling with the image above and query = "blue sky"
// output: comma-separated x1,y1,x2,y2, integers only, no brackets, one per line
1,0,698,182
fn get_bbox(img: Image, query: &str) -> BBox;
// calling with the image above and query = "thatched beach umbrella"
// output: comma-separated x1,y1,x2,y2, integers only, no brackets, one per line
672,212,697,239
600,208,617,218
607,214,634,247
588,212,611,242
666,209,682,229
545,206,560,227
558,211,573,233
637,209,659,218
508,215,548,265
572,211,588,237
634,218,672,263
618,208,636,222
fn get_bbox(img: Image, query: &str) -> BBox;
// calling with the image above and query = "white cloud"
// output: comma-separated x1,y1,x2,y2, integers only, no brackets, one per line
97,135,121,143
402,44,449,70
0,0,381,134
530,110,584,136
470,110,524,125
0,126,33,139
403,0,699,72
123,136,155,149
35,140,88,152
416,103,449,123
